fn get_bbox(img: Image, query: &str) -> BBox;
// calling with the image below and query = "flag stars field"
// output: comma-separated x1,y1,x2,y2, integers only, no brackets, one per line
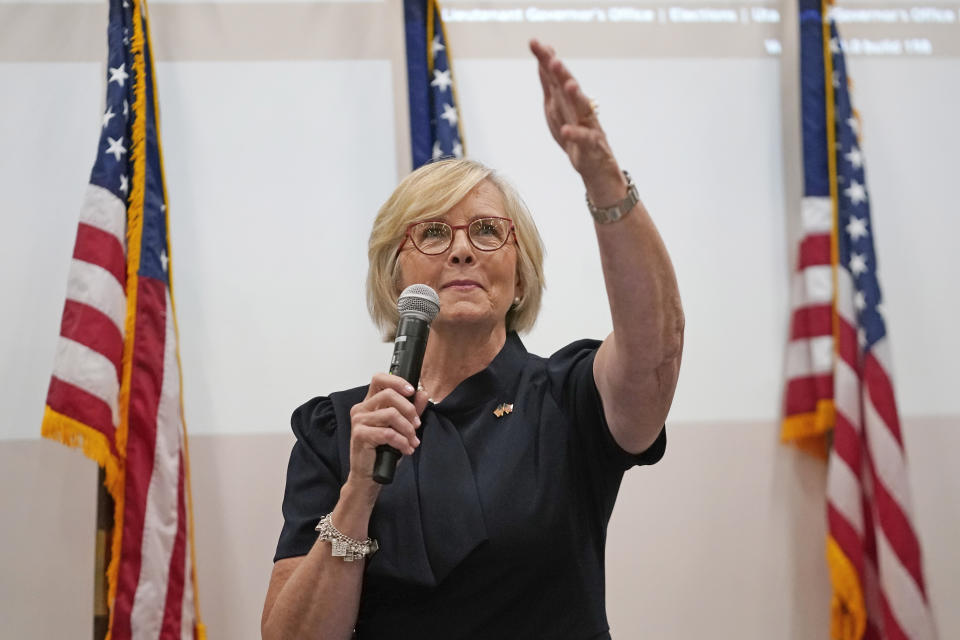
850,252,868,276
431,68,452,92
846,116,860,135
854,290,867,311
108,63,129,86
845,146,863,168
409,0,464,167
846,215,868,240
844,180,867,205
440,103,458,126
105,136,127,162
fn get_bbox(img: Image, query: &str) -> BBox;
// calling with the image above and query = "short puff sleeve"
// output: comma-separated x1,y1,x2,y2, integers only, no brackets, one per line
273,396,344,562
547,338,667,472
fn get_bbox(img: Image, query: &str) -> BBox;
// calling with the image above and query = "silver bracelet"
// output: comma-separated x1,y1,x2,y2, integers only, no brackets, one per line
586,170,640,224
315,513,379,562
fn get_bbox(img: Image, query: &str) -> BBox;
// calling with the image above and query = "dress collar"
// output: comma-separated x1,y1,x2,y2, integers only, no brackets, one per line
338,332,529,588
430,331,527,415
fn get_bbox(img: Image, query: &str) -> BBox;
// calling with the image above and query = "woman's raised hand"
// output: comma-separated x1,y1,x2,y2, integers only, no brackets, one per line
347,373,429,487
529,39,625,201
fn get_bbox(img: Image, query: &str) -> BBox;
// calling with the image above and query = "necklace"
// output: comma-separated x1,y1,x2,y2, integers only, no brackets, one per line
417,382,437,404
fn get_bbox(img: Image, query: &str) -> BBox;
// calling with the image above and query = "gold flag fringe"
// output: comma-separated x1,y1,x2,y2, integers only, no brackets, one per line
41,408,123,496
780,399,834,460
827,535,867,640
103,0,149,636
140,0,206,632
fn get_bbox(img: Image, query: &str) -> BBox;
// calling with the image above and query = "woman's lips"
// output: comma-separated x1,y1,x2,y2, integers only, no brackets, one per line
442,280,482,290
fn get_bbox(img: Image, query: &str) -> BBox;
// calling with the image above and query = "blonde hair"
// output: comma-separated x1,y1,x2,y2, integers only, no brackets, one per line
366,158,545,341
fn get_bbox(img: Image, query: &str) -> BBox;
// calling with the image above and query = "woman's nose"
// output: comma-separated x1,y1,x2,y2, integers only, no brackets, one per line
447,227,475,264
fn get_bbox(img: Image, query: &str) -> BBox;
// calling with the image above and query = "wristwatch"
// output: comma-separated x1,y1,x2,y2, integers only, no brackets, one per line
586,171,639,224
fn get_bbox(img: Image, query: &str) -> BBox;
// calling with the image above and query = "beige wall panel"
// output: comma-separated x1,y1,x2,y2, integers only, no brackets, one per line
3,417,957,637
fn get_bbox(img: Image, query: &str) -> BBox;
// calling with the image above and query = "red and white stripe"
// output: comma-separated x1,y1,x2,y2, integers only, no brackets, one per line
786,195,935,638
784,196,835,420
46,183,197,639
828,240,934,640
110,277,195,640
47,184,127,443
125,288,193,639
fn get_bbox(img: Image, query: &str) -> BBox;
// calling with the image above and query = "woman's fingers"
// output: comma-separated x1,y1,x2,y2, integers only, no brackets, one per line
347,374,428,483
531,39,599,129
529,38,553,67
350,373,425,461
531,40,568,98
531,40,608,165
536,62,553,102
564,77,597,123
561,123,596,145
352,422,417,456
356,387,420,425
365,372,415,401
352,404,420,452
412,389,430,416
354,393,420,441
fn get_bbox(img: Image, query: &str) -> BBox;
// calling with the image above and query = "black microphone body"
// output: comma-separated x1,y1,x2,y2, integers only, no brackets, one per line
373,286,438,484
388,315,430,387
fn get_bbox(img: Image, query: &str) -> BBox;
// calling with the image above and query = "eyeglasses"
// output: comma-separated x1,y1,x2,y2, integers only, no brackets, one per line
396,217,516,256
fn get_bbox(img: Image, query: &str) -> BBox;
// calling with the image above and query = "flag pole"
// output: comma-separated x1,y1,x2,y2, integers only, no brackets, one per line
94,468,113,640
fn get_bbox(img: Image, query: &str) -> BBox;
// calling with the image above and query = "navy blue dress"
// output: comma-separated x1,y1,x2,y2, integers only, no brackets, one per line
274,332,666,639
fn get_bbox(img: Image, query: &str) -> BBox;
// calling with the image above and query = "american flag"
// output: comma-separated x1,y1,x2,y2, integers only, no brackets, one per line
41,0,204,638
404,0,465,169
783,1,937,638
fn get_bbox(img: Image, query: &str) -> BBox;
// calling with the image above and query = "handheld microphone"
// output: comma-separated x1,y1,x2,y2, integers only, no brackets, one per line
372,284,440,484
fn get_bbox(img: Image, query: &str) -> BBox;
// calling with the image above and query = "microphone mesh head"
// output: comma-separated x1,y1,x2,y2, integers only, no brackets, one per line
397,284,440,323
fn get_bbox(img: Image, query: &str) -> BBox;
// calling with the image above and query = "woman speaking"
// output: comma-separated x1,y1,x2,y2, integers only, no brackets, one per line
261,40,684,639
